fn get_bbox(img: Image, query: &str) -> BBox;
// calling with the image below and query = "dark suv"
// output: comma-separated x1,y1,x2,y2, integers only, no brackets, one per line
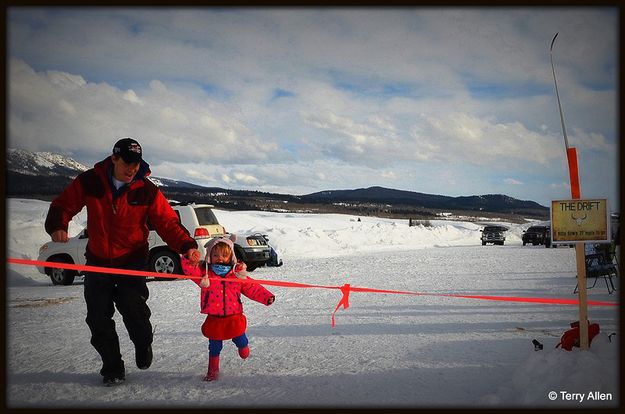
480,225,508,245
522,225,550,246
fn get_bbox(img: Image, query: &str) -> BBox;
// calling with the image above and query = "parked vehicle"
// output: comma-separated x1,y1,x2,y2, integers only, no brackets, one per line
522,225,550,246
480,225,508,245
37,228,89,285
261,234,283,267
37,202,271,285
143,203,271,274
231,233,272,271
147,202,226,276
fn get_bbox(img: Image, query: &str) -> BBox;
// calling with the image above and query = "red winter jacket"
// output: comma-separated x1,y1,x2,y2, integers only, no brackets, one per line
45,156,197,267
181,257,275,316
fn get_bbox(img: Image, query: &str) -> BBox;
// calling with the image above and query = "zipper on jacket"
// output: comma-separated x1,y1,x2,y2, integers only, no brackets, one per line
222,279,227,316
108,195,115,261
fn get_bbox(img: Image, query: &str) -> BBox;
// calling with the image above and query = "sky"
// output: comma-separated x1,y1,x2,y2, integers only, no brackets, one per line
6,7,619,209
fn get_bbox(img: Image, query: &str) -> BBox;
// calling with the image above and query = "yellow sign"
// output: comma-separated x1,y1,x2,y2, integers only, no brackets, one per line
550,199,609,243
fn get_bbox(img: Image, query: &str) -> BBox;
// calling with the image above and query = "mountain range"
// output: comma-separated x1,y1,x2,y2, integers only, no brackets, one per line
5,148,549,220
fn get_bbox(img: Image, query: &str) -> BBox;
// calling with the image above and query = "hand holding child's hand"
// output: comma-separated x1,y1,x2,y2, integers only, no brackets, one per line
186,248,201,266
180,255,202,277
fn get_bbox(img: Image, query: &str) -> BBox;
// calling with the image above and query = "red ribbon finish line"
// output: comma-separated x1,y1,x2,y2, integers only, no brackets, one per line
7,257,619,327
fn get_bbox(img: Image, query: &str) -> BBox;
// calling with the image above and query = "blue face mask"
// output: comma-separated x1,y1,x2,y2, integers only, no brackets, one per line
211,264,232,276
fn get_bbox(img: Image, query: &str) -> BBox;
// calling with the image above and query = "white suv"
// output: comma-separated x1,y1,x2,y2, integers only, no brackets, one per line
37,202,271,285
147,203,226,275
149,203,271,274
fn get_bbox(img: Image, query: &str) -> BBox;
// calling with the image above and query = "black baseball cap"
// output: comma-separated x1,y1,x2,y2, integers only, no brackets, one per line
113,138,142,163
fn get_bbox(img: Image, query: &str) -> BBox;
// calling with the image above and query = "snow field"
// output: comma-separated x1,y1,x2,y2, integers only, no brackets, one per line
5,199,619,408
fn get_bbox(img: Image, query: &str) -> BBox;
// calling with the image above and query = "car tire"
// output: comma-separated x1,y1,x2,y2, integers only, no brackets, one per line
149,250,181,279
47,256,77,286
481,241,486,245
233,245,245,261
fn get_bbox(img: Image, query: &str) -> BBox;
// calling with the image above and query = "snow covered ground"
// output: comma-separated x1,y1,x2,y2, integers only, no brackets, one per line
5,198,620,408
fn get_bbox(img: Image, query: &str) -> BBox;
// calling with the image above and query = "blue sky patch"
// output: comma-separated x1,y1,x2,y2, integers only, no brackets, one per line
463,75,552,99
272,88,296,100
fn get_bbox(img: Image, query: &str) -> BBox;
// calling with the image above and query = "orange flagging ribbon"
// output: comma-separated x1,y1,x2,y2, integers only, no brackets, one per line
7,257,618,328
331,284,351,328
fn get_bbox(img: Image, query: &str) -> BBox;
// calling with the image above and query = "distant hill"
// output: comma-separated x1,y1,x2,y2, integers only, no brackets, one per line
6,148,549,220
301,186,547,214
7,148,89,177
6,148,204,195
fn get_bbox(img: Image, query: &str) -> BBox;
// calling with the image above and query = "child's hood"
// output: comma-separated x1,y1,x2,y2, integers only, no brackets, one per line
203,234,237,266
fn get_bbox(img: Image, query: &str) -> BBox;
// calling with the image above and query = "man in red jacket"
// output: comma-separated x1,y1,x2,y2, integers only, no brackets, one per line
45,138,201,386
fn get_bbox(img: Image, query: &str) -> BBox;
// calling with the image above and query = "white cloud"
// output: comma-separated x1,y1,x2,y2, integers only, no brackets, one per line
550,182,571,190
47,71,86,89
504,178,524,185
381,171,397,180
568,128,614,152
58,99,76,116
6,8,618,208
301,110,395,161
160,107,189,127
233,172,259,185
415,112,563,167
299,108,566,172
122,89,143,105
8,58,281,165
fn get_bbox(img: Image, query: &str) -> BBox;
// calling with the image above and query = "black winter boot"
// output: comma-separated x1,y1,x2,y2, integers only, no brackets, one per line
136,344,153,370
103,369,125,386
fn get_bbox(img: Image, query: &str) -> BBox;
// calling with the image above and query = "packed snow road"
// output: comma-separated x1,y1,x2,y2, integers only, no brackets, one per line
6,244,618,408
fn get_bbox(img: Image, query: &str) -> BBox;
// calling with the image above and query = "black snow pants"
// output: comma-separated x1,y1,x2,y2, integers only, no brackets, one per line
84,260,153,377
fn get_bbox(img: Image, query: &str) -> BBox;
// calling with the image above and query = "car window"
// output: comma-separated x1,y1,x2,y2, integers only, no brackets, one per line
194,207,220,225
484,226,504,232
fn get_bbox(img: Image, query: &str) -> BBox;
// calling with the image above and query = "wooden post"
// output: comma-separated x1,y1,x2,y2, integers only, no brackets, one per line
567,147,588,350
575,242,589,349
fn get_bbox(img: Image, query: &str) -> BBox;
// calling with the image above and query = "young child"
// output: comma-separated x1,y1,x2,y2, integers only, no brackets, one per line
182,236,275,381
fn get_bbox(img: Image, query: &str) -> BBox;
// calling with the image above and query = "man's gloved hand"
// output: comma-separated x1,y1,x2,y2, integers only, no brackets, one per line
51,230,69,243
186,248,201,266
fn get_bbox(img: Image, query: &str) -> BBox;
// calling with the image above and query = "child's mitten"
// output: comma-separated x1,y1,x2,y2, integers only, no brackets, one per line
235,261,249,279
199,275,210,288
180,256,202,277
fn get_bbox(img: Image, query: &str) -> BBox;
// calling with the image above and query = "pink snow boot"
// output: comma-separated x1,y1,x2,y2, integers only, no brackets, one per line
238,346,250,359
204,356,220,381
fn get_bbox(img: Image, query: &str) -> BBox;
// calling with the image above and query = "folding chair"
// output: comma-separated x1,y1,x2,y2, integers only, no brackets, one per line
574,244,618,294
